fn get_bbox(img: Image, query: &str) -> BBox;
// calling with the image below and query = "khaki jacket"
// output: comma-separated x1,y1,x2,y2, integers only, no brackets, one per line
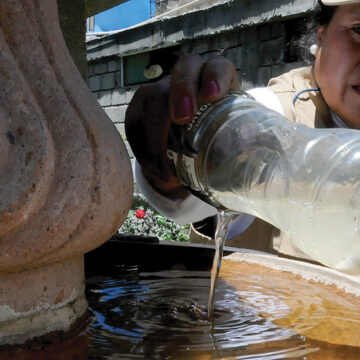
197,67,334,262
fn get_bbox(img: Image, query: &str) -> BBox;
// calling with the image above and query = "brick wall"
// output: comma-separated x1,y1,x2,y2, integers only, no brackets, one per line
88,58,139,161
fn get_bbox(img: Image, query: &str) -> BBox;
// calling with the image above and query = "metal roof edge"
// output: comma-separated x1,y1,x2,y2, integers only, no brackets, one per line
86,0,316,61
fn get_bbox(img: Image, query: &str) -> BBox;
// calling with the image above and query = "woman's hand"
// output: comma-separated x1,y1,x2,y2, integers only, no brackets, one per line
125,54,240,200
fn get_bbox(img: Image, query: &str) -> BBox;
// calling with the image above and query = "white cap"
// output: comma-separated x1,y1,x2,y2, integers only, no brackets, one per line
321,0,360,5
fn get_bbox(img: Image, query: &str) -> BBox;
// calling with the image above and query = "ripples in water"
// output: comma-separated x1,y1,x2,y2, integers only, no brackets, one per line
85,261,359,360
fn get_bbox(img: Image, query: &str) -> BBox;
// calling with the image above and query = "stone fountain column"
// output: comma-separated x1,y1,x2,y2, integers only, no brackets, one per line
0,0,133,346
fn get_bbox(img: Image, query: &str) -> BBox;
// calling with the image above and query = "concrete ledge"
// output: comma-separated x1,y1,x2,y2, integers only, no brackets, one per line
0,256,87,346
0,295,87,346
225,251,360,297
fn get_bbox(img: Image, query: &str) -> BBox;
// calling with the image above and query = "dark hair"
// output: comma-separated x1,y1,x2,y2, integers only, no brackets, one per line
315,1,338,25
296,1,337,64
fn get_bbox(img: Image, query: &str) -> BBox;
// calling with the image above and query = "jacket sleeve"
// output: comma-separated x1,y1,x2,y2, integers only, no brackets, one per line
135,162,217,225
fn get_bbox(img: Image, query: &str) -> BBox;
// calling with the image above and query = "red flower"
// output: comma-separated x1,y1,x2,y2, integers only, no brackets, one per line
135,209,146,219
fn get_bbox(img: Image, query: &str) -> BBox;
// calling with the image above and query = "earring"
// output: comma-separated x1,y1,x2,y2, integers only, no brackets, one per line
310,44,319,56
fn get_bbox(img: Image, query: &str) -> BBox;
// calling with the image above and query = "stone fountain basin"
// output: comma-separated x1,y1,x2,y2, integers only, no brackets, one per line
2,236,359,359
86,235,360,348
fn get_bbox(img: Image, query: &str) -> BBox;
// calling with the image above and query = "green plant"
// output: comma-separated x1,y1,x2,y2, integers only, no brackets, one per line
119,193,190,242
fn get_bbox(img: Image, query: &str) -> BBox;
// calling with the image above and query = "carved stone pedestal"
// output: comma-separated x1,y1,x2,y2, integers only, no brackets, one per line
0,0,133,345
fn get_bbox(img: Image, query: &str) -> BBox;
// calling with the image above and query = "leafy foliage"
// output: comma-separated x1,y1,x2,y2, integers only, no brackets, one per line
119,193,190,242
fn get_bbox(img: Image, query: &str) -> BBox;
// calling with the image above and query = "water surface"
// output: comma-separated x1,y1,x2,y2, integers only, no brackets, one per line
84,260,360,359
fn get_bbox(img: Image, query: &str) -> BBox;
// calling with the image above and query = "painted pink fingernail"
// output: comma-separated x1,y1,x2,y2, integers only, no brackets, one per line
205,80,220,98
174,96,193,120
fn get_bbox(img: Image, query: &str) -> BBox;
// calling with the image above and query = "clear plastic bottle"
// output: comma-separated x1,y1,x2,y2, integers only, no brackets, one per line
167,91,360,275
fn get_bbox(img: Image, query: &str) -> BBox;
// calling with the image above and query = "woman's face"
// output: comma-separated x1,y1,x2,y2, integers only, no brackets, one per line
314,4,360,128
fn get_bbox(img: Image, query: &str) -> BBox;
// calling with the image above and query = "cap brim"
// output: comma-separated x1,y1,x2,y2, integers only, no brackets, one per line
321,0,360,5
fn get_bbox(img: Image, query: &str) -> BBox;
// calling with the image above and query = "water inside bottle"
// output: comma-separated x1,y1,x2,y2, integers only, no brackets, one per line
200,111,360,275
212,190,360,275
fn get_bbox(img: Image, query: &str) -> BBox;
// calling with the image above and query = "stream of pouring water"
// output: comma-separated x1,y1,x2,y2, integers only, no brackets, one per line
208,210,238,319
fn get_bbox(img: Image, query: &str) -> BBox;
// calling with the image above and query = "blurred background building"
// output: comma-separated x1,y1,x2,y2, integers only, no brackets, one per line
85,0,316,177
